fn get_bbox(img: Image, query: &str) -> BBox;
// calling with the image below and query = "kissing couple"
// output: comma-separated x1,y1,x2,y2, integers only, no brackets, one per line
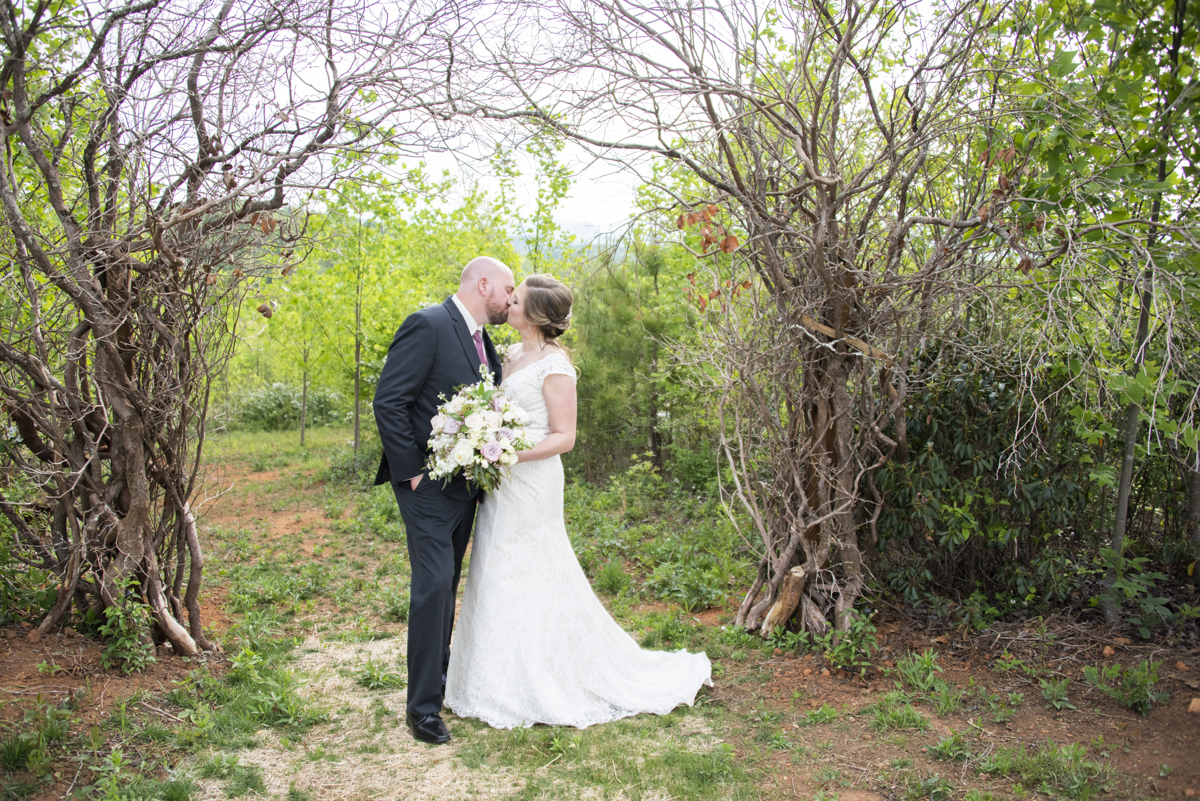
372,256,712,743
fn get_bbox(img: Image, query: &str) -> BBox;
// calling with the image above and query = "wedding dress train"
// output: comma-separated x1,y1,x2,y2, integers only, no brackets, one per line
444,351,712,729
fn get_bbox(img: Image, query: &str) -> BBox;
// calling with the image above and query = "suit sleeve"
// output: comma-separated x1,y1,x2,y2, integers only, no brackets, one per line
373,313,436,481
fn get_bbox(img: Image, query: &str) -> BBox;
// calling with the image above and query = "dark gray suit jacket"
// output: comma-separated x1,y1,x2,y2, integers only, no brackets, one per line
372,297,502,499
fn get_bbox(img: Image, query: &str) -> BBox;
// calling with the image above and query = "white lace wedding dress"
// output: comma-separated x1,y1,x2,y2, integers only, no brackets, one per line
444,350,712,729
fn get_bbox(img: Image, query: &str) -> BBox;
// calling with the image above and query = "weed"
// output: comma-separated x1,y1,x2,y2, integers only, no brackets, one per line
1039,677,1075,711
201,754,266,797
638,613,698,650
1082,660,1167,715
802,703,840,725
595,559,631,595
356,657,406,691
926,731,971,761
814,766,847,787
98,583,158,674
962,792,995,801
905,774,954,801
547,729,581,759
766,627,813,652
812,614,877,676
929,681,963,716
869,694,929,732
768,729,792,750
979,740,1107,798
0,734,34,772
378,585,410,623
983,691,1021,723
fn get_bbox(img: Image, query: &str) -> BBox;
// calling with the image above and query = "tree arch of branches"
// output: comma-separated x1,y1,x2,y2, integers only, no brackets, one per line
0,0,504,651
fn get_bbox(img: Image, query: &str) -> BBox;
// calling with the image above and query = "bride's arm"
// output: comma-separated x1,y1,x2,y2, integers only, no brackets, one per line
515,374,577,463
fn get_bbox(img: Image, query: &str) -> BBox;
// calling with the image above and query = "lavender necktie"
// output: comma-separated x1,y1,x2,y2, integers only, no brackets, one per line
472,330,487,366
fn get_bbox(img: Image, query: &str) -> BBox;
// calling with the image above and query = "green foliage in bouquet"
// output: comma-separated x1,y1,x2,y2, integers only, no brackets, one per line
426,365,535,492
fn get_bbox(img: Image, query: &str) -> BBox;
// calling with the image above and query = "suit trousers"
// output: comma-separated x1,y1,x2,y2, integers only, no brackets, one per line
392,478,477,717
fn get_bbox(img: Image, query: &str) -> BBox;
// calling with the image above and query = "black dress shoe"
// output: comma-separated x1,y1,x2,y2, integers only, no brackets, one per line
406,711,450,744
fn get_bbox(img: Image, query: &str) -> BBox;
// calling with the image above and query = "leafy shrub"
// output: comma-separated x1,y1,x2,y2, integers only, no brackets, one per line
1095,548,1174,638
668,442,719,492
1083,660,1168,715
644,562,724,611
99,585,157,674
0,474,59,626
812,614,877,675
876,361,1096,617
234,383,343,431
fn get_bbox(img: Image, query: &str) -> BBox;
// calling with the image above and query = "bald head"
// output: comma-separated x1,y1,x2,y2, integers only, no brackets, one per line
456,256,515,326
460,256,511,289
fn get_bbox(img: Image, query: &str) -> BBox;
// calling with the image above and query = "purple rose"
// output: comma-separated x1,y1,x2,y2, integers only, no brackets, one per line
443,418,461,434
491,395,505,412
480,440,503,462
497,427,515,441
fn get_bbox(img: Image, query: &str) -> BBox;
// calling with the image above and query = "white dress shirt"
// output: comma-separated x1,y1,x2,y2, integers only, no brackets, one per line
450,293,483,338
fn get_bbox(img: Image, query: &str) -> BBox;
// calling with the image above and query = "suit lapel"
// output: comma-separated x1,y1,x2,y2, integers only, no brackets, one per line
442,297,482,374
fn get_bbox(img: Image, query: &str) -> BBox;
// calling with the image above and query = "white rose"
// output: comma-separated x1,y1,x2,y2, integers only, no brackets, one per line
510,407,530,425
484,411,503,429
446,396,466,414
464,411,485,430
430,413,447,434
501,451,518,465
451,442,474,466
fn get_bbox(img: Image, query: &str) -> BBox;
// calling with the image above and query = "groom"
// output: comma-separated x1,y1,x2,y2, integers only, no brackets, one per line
373,256,513,744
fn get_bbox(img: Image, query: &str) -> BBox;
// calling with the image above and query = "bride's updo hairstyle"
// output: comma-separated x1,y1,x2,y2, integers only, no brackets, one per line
523,274,573,342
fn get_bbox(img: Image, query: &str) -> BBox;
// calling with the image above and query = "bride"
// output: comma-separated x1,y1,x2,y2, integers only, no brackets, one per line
445,274,712,729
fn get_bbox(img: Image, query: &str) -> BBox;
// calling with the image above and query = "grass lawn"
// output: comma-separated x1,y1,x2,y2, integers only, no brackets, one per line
1,426,1194,800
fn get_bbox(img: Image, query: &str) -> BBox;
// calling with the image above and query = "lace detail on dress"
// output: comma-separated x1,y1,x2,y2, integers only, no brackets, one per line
501,351,576,443
445,348,711,730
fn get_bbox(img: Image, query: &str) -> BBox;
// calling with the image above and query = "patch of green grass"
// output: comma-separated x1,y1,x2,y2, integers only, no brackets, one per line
377,585,410,623
979,740,1108,798
869,693,929,732
453,710,749,800
356,657,405,691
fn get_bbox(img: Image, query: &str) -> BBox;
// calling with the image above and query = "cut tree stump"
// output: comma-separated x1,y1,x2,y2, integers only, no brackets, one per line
760,567,807,636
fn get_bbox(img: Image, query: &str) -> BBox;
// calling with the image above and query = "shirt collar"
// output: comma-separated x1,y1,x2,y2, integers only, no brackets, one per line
450,293,482,337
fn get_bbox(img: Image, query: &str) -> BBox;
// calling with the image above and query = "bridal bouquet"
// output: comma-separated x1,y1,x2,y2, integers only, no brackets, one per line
426,364,534,491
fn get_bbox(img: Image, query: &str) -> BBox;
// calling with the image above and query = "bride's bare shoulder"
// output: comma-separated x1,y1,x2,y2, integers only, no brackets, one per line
544,343,573,363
